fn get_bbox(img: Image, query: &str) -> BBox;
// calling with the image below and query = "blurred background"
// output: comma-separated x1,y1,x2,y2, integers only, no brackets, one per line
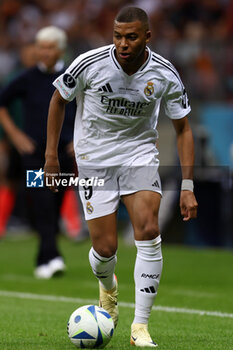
0,0,232,248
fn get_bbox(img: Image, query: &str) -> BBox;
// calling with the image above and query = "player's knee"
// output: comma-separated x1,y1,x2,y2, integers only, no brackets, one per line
93,243,117,258
134,222,159,241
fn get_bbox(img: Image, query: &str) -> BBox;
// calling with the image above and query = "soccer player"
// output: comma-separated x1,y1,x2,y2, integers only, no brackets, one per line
0,26,76,278
44,7,198,347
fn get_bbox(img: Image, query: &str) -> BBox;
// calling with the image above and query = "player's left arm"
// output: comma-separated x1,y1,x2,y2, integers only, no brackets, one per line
172,116,198,221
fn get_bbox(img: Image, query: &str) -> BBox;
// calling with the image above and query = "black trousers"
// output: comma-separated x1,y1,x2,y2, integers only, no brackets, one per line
25,186,65,266
23,150,74,266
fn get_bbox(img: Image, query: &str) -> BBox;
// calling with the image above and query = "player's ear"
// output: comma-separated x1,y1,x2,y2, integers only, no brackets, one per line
145,30,151,43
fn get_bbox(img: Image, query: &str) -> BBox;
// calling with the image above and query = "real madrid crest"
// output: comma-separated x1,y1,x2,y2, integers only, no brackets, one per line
144,81,154,96
86,201,94,214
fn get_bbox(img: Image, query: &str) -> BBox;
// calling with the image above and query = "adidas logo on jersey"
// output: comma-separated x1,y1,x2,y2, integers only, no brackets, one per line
140,286,156,294
152,180,160,188
98,83,113,93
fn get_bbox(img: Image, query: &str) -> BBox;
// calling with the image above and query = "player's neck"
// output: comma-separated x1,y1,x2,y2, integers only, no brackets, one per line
117,50,148,76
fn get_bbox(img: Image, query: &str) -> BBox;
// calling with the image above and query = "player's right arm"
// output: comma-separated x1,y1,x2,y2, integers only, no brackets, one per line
44,89,69,193
45,51,89,191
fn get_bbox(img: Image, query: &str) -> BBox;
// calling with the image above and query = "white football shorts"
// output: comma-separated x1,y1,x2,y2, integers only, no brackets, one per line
78,158,162,220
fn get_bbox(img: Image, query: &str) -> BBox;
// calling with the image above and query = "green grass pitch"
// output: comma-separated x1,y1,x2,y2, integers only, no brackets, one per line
0,233,233,350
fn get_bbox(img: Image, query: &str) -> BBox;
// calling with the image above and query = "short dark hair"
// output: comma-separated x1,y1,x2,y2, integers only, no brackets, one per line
115,7,149,29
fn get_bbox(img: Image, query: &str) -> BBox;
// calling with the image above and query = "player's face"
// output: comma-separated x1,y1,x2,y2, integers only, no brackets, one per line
36,41,62,70
113,20,151,73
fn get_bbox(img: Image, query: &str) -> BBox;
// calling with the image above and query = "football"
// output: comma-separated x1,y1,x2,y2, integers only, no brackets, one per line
67,305,114,348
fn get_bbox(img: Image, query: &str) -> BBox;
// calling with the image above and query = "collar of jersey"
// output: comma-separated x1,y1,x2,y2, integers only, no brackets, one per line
110,45,152,75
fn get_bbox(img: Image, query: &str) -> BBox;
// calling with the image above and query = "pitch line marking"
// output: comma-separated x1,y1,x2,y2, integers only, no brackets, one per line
0,275,219,299
0,290,233,319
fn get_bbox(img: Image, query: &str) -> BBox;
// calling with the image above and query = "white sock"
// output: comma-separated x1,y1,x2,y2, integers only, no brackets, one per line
133,236,163,324
89,247,117,291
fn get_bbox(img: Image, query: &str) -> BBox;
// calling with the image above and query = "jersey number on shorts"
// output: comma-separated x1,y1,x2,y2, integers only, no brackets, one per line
84,178,93,200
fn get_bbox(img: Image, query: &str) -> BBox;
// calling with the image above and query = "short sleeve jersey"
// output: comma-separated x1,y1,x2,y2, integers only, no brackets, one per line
53,44,191,167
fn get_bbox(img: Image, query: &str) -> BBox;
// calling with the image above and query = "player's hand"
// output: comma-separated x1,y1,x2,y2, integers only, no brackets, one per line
180,190,198,221
11,128,36,154
44,157,60,193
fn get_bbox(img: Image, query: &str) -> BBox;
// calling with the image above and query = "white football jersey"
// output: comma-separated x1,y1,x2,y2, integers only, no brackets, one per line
53,44,191,167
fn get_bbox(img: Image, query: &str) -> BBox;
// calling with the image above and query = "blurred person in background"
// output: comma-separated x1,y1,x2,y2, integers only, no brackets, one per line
0,26,78,279
0,41,88,241
0,43,38,238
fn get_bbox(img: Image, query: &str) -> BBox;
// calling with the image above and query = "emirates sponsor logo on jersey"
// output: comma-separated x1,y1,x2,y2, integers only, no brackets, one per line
101,95,151,117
